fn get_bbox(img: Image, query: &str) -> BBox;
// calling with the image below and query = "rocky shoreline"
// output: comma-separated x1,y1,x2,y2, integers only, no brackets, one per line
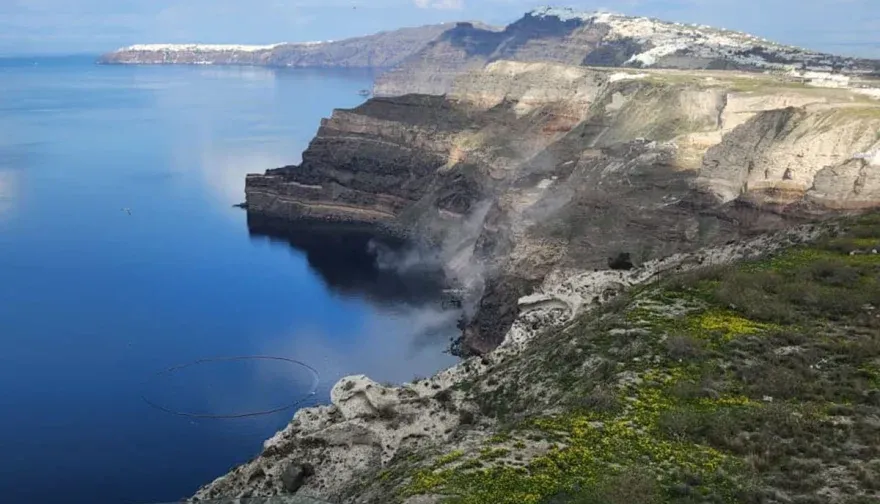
192,221,833,502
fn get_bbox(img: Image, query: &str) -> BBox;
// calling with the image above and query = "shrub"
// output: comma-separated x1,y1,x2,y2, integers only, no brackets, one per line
850,223,880,239
819,236,880,253
780,276,869,321
608,252,635,270
590,358,619,382
740,362,808,400
854,461,880,491
668,376,721,402
665,334,706,361
657,406,709,442
600,292,633,315
808,259,860,287
549,468,663,504
578,386,621,414
435,389,453,405
458,410,476,425
713,270,798,324
377,404,397,420
662,264,730,291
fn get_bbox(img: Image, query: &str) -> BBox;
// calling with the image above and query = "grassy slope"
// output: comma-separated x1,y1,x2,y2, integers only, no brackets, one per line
355,212,880,504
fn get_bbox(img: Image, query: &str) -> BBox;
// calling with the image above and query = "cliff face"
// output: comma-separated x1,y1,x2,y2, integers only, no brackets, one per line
245,61,880,356
189,9,880,503
374,7,880,96
190,11,880,501
699,105,880,208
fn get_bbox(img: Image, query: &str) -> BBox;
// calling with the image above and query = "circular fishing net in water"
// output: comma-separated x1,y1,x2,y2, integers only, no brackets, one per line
141,356,320,419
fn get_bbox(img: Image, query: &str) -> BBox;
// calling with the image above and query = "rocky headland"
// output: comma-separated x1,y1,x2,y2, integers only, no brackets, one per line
247,60,880,355
192,7,880,504
97,23,484,68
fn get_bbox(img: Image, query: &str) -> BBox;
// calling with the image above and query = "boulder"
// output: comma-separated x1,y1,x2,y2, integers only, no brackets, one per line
330,375,400,420
280,462,315,494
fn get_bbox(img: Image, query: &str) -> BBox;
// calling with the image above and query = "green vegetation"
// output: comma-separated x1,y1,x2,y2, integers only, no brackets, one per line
357,212,880,503
725,76,808,93
638,70,809,94
436,450,466,467
825,105,880,121
812,106,880,135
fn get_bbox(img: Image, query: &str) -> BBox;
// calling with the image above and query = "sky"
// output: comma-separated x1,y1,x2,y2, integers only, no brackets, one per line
1,0,878,58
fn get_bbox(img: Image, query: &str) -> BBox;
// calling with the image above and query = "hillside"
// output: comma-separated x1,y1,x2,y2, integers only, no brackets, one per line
194,210,880,504
354,211,880,503
374,7,880,96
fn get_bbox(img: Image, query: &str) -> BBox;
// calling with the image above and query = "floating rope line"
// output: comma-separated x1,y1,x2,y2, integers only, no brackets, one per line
141,355,320,419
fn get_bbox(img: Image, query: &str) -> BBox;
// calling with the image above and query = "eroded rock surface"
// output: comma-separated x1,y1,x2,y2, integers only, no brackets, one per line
192,223,829,503
192,375,467,502
196,13,880,504
246,61,880,355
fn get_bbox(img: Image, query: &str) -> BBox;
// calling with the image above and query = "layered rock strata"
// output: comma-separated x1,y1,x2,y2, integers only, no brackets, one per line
189,16,880,502
246,61,880,354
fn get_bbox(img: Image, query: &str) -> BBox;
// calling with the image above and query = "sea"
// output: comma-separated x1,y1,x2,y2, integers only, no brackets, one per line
0,55,458,504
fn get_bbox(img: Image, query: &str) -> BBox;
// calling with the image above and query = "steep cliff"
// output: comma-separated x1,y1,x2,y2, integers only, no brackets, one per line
375,7,880,96
191,13,880,502
246,61,880,355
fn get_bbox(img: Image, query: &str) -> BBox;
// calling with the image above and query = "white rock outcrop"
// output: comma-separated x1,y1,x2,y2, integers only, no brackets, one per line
529,6,867,73
118,43,287,53
329,375,400,420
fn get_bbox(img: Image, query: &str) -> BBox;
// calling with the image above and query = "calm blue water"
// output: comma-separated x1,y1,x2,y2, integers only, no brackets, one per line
0,56,457,504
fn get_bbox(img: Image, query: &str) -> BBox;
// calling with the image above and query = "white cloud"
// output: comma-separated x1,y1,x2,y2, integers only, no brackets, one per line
414,0,464,10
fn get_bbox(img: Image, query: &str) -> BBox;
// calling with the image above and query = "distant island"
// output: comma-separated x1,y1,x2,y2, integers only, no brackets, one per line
97,23,463,69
